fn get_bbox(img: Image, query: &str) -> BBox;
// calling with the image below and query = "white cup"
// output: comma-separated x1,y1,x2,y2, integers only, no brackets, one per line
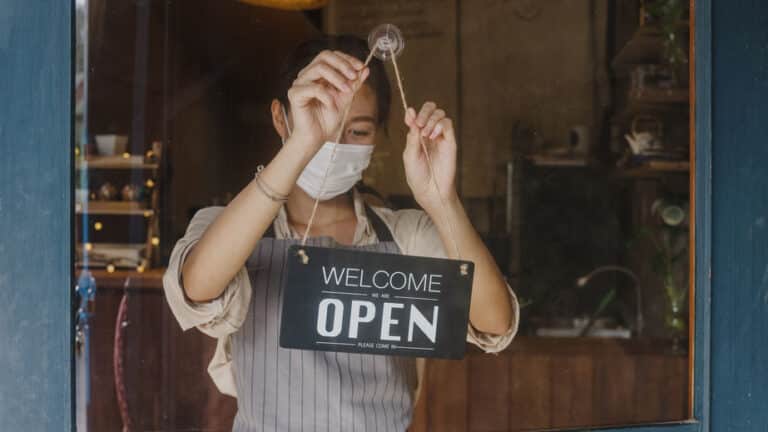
95,135,128,156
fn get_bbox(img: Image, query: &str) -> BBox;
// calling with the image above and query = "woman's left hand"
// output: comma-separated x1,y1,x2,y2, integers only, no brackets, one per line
403,102,459,214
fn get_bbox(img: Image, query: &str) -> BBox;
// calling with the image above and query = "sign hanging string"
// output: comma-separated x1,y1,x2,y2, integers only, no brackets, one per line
387,45,461,260
299,48,377,248
299,43,462,262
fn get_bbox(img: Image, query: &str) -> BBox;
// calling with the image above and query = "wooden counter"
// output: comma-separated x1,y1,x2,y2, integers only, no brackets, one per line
410,337,689,432
84,269,688,431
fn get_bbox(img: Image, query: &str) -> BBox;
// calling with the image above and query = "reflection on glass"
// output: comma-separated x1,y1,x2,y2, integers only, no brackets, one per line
74,0,692,430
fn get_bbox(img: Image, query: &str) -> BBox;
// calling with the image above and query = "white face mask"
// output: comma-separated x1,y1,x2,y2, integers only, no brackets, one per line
282,106,374,201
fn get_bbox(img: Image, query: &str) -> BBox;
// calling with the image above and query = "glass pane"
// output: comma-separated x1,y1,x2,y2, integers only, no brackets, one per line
74,0,693,430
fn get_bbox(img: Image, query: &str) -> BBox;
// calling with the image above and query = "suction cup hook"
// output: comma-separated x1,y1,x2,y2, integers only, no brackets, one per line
368,23,405,61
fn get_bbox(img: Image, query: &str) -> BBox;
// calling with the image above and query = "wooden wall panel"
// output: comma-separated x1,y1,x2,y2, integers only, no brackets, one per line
593,354,637,425
425,359,469,432
508,354,552,430
468,353,510,431
633,355,667,423
550,355,594,428
662,356,688,420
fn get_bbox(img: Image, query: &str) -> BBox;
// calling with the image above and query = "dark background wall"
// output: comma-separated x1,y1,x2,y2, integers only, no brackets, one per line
86,0,319,259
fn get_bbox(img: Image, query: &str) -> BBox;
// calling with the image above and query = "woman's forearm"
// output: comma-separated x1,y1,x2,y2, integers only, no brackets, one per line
431,194,513,335
182,138,315,302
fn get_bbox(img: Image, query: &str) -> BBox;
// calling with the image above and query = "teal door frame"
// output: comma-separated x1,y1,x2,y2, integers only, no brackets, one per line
2,0,767,431
0,0,74,430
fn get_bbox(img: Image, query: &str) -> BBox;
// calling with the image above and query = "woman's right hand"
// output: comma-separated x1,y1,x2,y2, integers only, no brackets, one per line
286,50,370,153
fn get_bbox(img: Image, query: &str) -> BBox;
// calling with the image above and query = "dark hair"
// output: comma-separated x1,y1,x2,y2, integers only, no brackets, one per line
276,34,391,127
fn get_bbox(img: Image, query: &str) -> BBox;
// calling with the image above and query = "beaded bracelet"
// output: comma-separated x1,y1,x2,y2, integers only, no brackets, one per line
254,165,288,203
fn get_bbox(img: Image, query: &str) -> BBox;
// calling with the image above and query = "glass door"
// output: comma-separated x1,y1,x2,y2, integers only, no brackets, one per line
71,0,705,430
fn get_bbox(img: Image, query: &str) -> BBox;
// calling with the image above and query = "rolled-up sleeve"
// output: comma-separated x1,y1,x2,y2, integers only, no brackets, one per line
162,206,251,339
466,282,519,353
388,208,520,353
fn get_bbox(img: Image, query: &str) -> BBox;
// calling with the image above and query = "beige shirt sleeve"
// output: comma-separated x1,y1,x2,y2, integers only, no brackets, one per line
162,206,252,397
379,207,520,353
162,206,252,337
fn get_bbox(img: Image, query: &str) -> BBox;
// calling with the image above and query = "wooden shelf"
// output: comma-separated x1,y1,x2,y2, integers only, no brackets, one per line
76,155,159,170
629,87,689,104
75,201,153,216
527,154,590,167
617,160,690,178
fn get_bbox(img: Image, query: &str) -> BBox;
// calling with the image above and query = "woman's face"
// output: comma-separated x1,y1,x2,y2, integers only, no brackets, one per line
341,83,379,146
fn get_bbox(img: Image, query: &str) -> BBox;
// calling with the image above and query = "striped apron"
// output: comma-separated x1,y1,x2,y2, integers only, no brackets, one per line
230,206,417,432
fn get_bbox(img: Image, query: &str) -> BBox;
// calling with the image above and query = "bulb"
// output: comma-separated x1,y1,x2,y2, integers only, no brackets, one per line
94,221,103,231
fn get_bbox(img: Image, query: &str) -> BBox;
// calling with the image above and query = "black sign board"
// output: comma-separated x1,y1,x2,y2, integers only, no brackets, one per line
279,245,474,359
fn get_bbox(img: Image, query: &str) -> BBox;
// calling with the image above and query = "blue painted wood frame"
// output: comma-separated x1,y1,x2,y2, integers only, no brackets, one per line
708,0,768,430
0,0,73,430
11,0,768,431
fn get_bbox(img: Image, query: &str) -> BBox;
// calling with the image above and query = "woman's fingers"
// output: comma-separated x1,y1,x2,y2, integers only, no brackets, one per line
351,67,370,91
295,62,353,93
404,102,452,140
307,50,360,80
415,102,437,127
288,83,338,111
295,49,371,97
432,117,454,144
403,107,422,159
422,109,446,138
333,50,365,71
405,106,417,128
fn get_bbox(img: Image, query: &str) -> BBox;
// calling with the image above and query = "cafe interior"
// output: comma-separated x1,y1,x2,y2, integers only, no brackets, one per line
74,0,693,430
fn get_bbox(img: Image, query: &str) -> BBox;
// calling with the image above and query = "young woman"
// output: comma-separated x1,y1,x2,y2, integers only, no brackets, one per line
163,35,519,432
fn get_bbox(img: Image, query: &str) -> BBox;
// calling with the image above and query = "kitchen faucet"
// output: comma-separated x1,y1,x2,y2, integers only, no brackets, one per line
576,265,643,337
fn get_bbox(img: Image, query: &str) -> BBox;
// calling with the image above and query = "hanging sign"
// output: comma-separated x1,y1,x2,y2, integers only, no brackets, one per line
279,245,474,359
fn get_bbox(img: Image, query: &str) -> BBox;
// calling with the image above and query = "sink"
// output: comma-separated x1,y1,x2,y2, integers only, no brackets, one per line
535,317,632,338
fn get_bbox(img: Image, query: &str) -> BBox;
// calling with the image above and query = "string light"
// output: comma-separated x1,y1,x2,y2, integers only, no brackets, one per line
122,152,131,159
145,179,155,188
143,210,152,218
151,236,160,246
84,242,93,252
94,221,103,231
106,263,116,273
